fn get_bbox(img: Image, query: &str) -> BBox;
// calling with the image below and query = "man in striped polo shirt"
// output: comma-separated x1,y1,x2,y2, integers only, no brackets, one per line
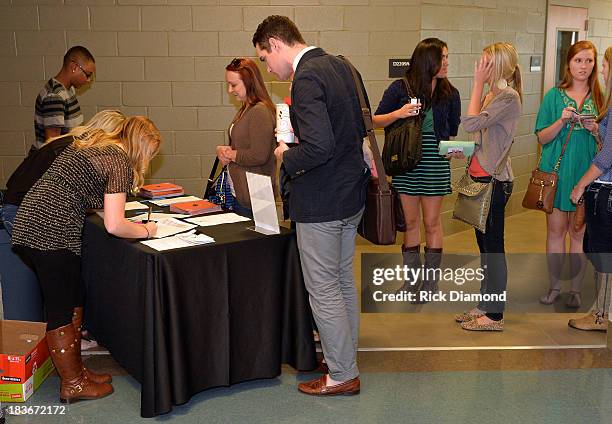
34,46,96,148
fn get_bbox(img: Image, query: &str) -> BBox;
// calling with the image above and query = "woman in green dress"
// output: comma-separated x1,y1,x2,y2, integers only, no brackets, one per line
535,40,604,308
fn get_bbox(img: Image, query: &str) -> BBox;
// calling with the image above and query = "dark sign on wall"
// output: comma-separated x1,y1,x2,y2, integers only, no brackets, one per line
389,59,410,78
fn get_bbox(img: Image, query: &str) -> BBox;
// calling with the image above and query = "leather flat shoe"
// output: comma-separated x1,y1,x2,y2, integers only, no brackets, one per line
298,375,360,396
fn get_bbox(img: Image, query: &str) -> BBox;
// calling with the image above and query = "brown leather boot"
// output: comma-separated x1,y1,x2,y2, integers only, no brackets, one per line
72,307,112,384
46,323,114,403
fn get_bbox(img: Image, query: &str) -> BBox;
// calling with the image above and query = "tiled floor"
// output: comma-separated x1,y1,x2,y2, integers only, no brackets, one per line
356,210,607,349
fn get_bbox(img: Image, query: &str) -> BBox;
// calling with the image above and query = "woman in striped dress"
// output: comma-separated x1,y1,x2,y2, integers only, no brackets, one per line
374,38,461,298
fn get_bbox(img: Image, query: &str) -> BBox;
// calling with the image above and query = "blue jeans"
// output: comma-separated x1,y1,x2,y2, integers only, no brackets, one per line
0,203,18,235
584,183,612,273
0,203,44,321
473,179,513,319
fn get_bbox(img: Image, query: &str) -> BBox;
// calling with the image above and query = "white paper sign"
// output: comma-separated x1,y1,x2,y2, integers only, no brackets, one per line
246,172,280,235
185,213,251,227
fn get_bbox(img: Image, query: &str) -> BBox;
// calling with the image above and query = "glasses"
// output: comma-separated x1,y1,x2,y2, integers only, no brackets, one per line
72,60,93,80
228,58,242,70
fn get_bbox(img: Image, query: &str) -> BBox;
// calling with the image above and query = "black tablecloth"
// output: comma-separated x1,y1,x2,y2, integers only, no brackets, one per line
82,214,316,417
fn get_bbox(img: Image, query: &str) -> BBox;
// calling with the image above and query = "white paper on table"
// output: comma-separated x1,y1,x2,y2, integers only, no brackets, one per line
185,213,251,227
246,172,280,234
149,195,202,207
151,218,197,239
176,229,215,245
125,201,149,211
141,230,215,251
128,212,189,222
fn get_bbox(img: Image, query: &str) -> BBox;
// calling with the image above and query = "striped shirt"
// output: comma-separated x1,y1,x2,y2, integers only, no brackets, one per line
34,78,83,147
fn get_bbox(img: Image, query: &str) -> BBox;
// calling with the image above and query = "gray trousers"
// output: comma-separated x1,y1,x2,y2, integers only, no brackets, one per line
296,208,363,382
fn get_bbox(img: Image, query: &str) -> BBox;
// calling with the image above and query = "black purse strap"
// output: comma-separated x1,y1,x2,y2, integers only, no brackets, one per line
204,157,221,198
341,56,390,192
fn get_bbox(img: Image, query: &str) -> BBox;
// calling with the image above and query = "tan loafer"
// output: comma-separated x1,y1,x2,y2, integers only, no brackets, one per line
298,375,360,396
568,312,608,331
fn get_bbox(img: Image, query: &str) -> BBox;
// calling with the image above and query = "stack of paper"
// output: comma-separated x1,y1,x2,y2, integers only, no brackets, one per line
149,196,203,207
141,230,215,251
151,218,197,239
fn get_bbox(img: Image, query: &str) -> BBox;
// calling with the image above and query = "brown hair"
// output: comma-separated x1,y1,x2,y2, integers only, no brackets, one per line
558,40,604,112
406,38,453,109
252,15,305,52
405,38,445,111
599,46,612,122
226,58,275,118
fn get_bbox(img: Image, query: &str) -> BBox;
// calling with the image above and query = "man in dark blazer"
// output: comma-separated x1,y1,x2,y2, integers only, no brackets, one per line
253,15,369,396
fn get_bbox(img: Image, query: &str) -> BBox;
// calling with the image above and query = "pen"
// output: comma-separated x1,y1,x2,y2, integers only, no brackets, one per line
146,205,152,223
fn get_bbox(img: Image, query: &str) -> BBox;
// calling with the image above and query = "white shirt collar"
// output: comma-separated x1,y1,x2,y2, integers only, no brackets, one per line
292,46,317,72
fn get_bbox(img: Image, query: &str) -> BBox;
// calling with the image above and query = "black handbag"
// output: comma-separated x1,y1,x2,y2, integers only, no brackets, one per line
382,78,423,176
343,57,405,245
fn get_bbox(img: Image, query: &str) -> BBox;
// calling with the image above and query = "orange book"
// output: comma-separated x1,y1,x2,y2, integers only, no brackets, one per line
139,183,184,199
169,199,222,216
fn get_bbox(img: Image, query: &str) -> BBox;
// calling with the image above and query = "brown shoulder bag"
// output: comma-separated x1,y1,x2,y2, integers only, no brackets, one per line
522,121,577,214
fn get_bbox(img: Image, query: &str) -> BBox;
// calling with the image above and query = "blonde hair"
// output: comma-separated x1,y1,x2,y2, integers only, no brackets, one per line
483,42,523,102
119,116,161,189
45,109,125,145
599,46,612,122
74,116,161,190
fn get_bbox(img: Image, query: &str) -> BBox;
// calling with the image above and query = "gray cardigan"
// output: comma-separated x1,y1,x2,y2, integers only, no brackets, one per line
461,87,522,181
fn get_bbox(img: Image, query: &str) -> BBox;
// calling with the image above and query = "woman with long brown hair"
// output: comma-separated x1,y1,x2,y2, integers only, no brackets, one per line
215,57,277,217
373,38,461,298
536,41,604,308
12,116,161,403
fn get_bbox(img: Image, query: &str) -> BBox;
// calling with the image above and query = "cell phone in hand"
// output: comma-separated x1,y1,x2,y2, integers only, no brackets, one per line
578,114,596,120
410,98,420,115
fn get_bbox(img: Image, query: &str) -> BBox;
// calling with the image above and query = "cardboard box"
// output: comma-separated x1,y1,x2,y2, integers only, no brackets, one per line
0,321,54,402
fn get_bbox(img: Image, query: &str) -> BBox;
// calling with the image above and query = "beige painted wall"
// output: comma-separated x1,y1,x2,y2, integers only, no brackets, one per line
0,0,610,236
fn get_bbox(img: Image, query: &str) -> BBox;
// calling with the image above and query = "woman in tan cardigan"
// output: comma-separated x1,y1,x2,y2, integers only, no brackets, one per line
216,58,277,217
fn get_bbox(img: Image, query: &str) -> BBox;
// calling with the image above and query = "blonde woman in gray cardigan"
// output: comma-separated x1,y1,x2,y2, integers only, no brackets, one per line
216,58,277,217
455,43,523,332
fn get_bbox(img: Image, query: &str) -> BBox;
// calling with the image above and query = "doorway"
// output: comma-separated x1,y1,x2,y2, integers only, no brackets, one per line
543,5,588,93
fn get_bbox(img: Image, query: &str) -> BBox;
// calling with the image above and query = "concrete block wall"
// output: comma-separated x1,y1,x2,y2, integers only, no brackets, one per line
586,0,612,70
0,0,609,236
417,0,548,235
